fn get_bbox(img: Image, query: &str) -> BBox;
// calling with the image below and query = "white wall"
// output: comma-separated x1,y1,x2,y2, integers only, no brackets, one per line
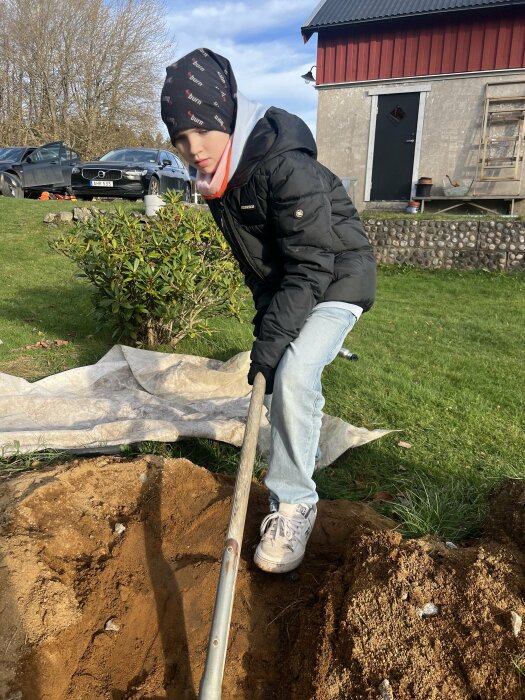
316,71,525,213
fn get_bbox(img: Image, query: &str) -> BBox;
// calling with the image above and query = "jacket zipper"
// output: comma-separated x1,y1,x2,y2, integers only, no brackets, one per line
217,199,265,282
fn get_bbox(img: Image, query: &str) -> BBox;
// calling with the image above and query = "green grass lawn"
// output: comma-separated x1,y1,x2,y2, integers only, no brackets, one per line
0,197,141,376
1,196,523,540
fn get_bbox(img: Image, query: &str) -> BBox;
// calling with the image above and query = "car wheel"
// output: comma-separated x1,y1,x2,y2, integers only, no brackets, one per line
79,195,94,201
183,183,192,203
148,177,160,195
1,173,24,198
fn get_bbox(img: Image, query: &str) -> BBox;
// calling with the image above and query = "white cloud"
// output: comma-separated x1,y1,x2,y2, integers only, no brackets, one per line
163,0,318,134
167,0,315,38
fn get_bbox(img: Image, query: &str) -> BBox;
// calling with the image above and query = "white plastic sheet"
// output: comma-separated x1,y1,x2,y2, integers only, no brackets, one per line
0,345,392,466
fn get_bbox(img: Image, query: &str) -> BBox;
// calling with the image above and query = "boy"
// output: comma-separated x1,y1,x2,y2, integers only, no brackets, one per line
161,48,376,574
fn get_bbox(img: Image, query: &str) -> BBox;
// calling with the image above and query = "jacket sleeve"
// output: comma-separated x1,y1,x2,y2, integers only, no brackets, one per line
250,152,335,369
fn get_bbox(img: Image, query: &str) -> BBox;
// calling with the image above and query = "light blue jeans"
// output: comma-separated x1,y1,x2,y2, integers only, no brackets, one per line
263,305,358,509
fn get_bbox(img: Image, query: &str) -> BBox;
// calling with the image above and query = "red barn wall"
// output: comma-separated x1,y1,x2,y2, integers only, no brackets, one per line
317,8,525,84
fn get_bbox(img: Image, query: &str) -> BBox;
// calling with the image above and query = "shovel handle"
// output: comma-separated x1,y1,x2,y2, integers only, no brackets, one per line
199,372,266,700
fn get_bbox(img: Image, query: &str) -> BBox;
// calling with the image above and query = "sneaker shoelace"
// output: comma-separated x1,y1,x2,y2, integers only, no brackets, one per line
259,511,305,551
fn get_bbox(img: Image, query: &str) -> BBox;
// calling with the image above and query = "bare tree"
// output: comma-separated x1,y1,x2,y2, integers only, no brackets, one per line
0,0,173,156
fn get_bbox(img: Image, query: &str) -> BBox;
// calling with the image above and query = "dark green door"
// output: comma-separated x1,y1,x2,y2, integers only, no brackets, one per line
371,93,419,200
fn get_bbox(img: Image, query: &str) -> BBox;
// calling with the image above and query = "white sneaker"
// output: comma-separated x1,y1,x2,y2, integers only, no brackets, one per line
254,503,317,573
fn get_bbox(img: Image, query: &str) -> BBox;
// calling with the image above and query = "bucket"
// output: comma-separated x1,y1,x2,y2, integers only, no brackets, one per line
443,178,469,197
406,201,420,214
415,183,432,197
415,177,432,197
144,194,165,216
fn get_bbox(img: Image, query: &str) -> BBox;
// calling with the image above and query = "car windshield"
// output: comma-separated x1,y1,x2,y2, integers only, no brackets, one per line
99,149,158,164
0,147,27,162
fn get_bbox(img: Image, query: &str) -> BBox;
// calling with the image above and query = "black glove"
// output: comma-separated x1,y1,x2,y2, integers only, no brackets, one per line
247,362,275,395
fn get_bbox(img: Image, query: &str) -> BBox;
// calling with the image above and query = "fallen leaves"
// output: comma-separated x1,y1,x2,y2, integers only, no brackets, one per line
24,339,69,350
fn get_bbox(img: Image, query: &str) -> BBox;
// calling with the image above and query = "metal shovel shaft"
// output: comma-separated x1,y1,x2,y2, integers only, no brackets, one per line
199,372,266,700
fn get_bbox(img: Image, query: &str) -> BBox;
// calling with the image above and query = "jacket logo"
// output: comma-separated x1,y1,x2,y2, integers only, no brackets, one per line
294,209,304,218
241,204,255,210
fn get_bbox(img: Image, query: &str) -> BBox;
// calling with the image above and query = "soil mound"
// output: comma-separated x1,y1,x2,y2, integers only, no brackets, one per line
0,457,524,700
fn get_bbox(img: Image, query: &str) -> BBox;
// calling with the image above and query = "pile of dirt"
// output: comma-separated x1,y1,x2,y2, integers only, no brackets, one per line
0,456,524,700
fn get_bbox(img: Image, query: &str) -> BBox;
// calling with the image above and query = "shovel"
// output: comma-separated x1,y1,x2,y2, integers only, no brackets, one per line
199,371,266,700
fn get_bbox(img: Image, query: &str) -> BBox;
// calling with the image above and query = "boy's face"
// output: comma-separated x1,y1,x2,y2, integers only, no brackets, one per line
173,129,230,175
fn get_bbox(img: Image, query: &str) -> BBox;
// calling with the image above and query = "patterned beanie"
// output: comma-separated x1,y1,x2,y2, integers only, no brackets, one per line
161,48,237,143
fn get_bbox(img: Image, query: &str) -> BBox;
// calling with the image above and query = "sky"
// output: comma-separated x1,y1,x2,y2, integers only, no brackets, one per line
163,0,319,136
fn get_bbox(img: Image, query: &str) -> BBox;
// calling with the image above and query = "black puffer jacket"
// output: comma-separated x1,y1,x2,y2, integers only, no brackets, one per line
207,108,376,370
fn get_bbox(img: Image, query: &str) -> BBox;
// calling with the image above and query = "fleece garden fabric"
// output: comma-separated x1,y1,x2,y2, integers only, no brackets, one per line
0,346,391,461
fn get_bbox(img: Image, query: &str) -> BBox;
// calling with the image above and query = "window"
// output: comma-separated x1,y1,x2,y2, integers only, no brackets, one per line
169,152,184,169
30,143,61,163
0,147,26,162
64,147,80,162
388,106,407,124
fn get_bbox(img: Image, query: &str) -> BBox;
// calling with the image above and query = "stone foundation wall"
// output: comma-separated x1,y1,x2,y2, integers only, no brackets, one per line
364,219,525,271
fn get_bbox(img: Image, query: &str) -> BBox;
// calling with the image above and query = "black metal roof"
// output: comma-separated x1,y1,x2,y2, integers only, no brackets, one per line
302,0,525,39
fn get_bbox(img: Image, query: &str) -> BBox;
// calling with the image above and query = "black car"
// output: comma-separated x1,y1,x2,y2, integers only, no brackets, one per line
71,147,191,201
0,142,81,198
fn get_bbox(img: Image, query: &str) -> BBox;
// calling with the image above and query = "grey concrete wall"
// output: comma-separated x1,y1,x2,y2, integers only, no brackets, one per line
316,84,371,209
364,217,525,270
316,71,525,214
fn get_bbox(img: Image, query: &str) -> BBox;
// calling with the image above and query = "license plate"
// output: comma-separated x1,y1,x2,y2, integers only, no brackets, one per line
90,180,113,187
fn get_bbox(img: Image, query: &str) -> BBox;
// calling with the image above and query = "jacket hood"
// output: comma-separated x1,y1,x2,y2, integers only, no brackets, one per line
229,106,317,189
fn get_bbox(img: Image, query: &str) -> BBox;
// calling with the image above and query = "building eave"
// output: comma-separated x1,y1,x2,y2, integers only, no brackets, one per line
301,0,525,41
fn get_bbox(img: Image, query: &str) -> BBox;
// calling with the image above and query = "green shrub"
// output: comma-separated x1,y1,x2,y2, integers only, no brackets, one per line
51,192,244,346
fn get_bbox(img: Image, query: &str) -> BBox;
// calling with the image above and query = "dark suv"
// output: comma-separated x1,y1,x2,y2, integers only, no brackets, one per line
0,142,81,197
71,147,191,201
